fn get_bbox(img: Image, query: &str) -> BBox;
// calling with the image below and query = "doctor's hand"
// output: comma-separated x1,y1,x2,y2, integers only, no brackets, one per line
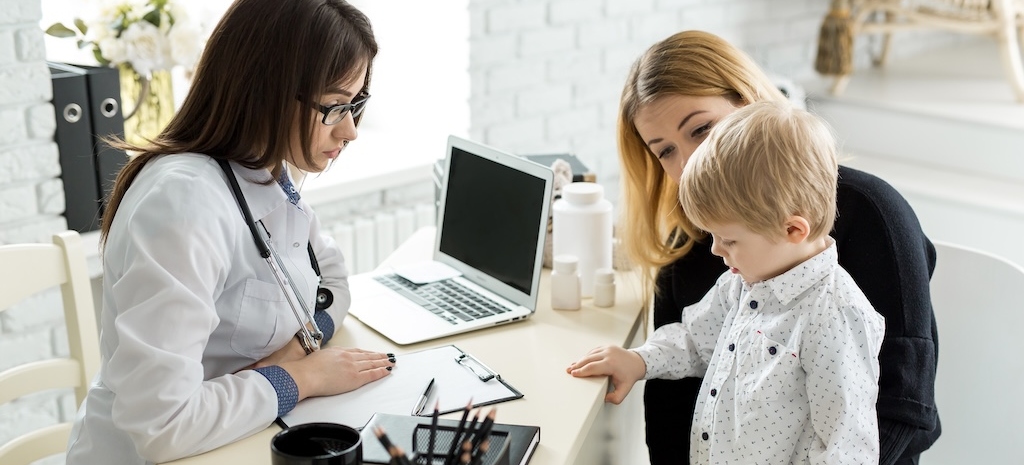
280,347,394,400
566,345,646,405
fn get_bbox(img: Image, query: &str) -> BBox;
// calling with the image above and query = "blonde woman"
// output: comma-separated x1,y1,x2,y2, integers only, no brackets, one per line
571,100,887,464
603,31,937,465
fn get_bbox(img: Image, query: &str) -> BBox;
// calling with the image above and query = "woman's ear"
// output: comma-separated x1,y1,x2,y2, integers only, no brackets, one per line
784,216,811,243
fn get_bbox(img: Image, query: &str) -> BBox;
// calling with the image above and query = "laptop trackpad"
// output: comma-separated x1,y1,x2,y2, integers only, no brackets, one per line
392,261,461,284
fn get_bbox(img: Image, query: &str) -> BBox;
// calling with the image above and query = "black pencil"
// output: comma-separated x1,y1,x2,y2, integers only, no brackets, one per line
470,438,489,465
459,411,480,460
471,408,496,456
459,436,473,464
374,426,413,465
393,445,414,465
427,400,439,465
444,399,473,465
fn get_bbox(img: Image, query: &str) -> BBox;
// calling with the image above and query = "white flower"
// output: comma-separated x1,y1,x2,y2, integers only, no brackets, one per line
167,19,203,69
98,36,127,64
121,21,167,76
50,0,208,75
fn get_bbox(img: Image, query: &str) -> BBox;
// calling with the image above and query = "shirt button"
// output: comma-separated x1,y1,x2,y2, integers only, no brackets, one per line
293,242,301,248
768,346,777,355
710,388,717,397
728,343,735,352
702,432,709,441
749,300,758,309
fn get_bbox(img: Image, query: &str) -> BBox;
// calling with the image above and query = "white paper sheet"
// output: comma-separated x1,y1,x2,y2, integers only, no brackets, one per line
279,345,521,429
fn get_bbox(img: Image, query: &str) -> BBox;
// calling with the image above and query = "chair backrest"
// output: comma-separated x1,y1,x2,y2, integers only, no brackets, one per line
0,231,100,465
921,241,1024,465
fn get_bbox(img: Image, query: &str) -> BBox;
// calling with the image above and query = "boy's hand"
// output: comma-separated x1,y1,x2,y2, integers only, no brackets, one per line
566,345,647,404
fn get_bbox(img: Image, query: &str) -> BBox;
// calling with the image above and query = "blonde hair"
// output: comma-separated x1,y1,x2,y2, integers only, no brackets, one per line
617,30,787,292
679,101,839,241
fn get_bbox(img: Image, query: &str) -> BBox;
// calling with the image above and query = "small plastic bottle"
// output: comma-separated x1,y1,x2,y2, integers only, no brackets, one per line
593,268,616,308
551,255,581,310
552,182,613,298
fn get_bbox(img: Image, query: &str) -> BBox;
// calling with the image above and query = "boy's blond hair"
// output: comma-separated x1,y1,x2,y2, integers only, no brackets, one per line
679,101,839,241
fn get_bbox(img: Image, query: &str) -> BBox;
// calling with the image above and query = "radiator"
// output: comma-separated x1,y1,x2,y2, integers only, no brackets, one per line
331,203,436,274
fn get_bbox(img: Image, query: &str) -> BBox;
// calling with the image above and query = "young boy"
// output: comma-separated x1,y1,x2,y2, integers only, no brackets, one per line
567,101,885,464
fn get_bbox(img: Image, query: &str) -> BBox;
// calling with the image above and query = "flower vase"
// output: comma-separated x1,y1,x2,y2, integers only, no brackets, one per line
119,65,174,147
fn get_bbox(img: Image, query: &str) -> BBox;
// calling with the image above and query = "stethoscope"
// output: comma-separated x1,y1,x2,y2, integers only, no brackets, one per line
216,159,330,354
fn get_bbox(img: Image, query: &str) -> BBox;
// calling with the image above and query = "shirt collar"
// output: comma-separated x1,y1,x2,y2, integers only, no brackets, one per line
228,161,288,221
759,237,838,306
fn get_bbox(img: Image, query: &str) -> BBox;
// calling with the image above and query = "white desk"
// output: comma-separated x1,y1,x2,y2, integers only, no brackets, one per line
161,227,647,465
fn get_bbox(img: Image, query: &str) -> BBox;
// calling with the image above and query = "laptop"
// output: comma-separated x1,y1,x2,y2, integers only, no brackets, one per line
347,135,554,345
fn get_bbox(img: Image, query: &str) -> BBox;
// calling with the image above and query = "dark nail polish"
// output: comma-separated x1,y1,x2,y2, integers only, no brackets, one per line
386,353,395,357
386,366,393,371
388,357,396,363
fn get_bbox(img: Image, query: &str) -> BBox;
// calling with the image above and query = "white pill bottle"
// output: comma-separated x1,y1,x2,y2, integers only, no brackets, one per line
552,182,613,297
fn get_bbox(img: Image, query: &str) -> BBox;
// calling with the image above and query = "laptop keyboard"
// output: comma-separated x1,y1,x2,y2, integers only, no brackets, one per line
374,274,511,325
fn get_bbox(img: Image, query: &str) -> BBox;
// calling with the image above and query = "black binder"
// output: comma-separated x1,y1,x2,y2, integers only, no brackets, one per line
49,63,101,232
76,64,128,202
48,62,128,232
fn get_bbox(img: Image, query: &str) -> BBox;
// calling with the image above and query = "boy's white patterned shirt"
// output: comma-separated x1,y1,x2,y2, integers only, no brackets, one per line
632,240,885,465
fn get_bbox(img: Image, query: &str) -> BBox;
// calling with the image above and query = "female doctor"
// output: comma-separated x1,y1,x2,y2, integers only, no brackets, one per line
65,1,395,463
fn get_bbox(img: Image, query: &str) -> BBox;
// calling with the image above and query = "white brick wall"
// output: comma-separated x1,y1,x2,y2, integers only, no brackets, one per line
0,0,970,462
0,0,73,462
468,0,965,202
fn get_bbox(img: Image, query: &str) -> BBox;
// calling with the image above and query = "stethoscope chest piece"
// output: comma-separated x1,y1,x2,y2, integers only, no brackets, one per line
315,287,333,311
217,158,327,352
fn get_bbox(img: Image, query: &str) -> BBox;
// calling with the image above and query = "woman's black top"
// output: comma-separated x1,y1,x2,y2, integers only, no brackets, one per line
643,166,940,465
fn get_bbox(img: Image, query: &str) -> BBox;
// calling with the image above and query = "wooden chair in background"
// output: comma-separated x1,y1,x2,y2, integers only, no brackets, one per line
824,0,1024,102
0,231,100,465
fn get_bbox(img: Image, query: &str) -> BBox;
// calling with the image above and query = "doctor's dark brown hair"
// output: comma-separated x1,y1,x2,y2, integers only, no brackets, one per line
99,0,378,242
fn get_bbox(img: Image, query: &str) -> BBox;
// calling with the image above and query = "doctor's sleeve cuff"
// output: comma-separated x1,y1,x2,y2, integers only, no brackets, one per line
253,365,299,417
314,309,335,343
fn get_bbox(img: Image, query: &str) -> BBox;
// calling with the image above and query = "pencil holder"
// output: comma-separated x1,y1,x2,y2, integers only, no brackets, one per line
411,424,510,465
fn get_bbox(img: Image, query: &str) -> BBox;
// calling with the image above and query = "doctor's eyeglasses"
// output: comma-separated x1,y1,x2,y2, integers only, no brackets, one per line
311,91,370,125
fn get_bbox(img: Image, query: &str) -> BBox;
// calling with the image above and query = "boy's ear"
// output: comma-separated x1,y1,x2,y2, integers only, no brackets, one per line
783,216,811,243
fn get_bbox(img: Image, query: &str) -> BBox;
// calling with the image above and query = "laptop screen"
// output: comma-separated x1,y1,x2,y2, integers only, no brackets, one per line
438,146,548,294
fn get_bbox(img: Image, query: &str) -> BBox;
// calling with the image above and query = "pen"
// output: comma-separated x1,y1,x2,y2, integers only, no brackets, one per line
413,377,436,416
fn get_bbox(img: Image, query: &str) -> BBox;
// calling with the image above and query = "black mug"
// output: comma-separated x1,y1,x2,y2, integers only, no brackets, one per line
271,422,363,465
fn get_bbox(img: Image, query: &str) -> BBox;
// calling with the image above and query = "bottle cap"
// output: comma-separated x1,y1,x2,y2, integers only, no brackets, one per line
595,268,615,283
553,254,578,273
562,182,604,206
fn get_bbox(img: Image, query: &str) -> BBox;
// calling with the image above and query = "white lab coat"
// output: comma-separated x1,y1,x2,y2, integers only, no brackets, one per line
66,154,351,464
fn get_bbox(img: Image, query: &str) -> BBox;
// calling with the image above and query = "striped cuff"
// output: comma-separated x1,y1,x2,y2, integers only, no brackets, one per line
254,365,299,417
879,418,917,465
314,309,335,343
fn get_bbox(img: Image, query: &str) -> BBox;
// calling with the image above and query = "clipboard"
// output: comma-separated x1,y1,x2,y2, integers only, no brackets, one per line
278,345,523,429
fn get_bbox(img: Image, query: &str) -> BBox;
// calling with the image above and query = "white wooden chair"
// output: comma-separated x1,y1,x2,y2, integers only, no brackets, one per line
0,231,100,465
920,241,1024,464
832,0,1024,102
